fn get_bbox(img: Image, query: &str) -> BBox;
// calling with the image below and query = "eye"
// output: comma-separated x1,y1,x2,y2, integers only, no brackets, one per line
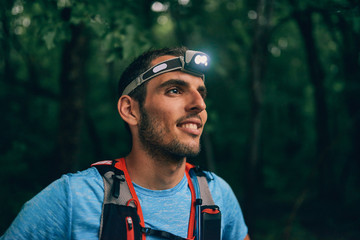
167,87,182,95
199,89,207,100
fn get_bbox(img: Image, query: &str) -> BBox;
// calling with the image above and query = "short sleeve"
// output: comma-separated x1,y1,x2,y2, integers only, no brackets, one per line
1,175,72,240
207,173,248,240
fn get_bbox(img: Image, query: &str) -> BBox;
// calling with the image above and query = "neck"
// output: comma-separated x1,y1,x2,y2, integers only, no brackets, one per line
125,148,187,190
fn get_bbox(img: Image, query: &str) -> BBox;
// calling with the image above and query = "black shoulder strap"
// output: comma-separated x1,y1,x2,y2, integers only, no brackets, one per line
93,160,140,240
94,161,135,206
189,166,221,240
191,166,216,206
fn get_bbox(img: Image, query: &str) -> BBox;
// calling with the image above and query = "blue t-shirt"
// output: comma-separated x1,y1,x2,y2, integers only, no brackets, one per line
1,167,248,239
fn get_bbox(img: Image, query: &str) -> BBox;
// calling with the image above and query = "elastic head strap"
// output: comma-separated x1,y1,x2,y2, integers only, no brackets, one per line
122,58,185,96
121,50,209,96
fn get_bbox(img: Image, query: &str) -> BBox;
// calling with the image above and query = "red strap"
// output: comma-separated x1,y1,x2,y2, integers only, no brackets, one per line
202,208,220,214
111,159,197,240
126,216,135,240
114,158,147,240
185,163,197,239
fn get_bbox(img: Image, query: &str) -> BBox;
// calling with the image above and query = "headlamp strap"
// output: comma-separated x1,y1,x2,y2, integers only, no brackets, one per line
143,57,183,80
121,50,209,96
122,58,183,96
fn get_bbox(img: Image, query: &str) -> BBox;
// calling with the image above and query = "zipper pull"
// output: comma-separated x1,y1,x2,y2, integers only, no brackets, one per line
126,216,133,230
126,216,135,240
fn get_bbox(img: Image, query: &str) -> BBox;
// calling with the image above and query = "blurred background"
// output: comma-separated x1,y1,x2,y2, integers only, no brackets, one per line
0,0,359,239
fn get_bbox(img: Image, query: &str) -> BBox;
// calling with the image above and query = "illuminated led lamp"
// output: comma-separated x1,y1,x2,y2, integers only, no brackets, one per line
122,50,209,96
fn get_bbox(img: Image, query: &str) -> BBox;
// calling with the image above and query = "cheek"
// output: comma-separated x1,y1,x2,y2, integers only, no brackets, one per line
202,111,208,125
144,99,182,127
148,107,174,126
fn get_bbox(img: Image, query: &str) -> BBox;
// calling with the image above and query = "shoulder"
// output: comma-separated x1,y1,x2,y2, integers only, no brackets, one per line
1,167,103,240
203,171,234,198
36,167,103,192
43,167,104,201
22,167,103,216
63,167,105,216
26,167,102,207
203,171,248,240
65,167,103,190
203,171,240,211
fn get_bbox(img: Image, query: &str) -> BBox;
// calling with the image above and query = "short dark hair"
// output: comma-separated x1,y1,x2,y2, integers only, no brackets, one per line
118,46,188,133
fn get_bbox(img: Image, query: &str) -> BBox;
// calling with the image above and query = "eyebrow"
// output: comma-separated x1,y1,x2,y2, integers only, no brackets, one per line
158,79,189,89
158,79,207,94
198,85,207,98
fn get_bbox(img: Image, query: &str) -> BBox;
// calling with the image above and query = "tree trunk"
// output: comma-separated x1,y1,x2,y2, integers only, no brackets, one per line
55,22,88,175
337,15,360,195
245,0,274,223
293,9,332,198
0,1,14,85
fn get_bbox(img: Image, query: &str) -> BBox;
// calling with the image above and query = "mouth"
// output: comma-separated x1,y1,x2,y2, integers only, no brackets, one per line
176,117,203,135
177,122,201,130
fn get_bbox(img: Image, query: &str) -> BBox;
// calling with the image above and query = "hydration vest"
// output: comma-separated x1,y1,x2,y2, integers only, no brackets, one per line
91,158,221,240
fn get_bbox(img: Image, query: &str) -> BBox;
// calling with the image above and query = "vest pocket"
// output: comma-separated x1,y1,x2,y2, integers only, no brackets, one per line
200,205,221,240
100,204,142,240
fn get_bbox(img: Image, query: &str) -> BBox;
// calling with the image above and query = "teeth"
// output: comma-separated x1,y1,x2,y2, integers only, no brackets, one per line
181,123,198,129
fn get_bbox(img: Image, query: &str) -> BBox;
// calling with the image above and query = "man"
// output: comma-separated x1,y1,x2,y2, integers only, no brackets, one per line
1,47,249,239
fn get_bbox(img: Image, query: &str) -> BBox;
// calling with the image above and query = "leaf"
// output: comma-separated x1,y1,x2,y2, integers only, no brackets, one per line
42,31,56,49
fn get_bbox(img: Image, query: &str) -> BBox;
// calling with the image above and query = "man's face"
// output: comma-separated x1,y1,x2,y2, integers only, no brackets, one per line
137,55,208,160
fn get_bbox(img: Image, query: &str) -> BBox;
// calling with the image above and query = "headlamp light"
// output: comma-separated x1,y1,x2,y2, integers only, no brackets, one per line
121,50,210,96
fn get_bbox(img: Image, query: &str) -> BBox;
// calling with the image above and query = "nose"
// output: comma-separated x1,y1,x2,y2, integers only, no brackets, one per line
186,90,206,113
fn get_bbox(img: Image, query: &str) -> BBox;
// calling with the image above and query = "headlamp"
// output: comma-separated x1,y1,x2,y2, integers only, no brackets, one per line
122,50,209,96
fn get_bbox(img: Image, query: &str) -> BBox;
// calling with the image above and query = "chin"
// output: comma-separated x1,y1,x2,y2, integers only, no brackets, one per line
180,144,201,157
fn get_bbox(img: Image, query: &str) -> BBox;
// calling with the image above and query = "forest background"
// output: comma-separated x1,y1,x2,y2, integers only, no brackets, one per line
0,0,359,239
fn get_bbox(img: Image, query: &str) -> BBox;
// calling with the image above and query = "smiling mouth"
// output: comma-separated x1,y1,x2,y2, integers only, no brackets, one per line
176,115,204,136
176,118,203,137
178,123,200,130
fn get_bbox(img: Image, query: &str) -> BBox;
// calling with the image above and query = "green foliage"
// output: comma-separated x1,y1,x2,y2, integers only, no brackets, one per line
1,0,359,238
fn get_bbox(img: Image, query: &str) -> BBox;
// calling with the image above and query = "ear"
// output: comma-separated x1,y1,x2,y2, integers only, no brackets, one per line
117,96,140,126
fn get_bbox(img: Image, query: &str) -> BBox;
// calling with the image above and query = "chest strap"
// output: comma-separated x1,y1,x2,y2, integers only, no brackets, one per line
141,227,194,240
